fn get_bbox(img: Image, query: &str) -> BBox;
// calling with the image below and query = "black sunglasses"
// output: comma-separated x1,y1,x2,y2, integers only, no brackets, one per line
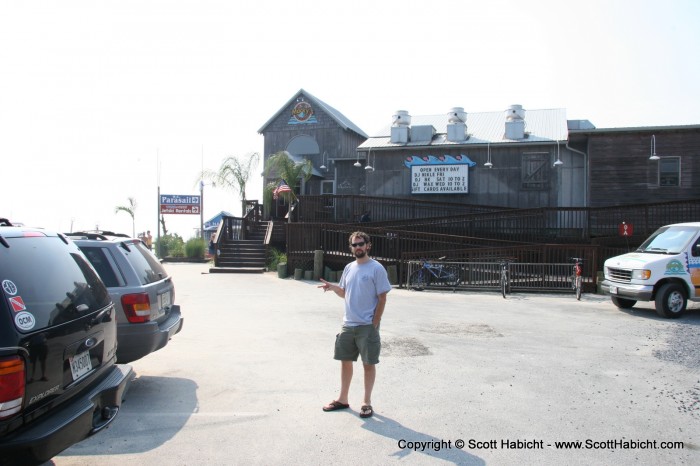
350,241,366,248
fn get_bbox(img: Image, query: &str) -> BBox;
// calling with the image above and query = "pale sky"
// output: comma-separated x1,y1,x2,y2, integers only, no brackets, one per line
1,0,699,238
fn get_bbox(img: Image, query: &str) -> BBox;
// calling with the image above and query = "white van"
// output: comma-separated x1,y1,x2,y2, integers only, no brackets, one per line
601,222,700,318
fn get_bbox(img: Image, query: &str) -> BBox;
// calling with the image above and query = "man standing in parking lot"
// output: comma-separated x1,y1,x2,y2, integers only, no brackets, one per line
146,230,153,250
318,231,392,419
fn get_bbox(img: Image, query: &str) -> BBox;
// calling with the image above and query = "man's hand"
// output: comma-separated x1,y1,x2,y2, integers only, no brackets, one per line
319,278,345,298
318,278,332,292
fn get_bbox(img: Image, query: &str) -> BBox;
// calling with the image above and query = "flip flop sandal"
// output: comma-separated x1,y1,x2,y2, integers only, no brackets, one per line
359,405,373,418
323,400,350,412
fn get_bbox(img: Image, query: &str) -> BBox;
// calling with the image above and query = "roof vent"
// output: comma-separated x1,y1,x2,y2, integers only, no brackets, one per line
391,110,411,144
447,107,467,142
392,110,411,126
505,104,526,139
448,107,467,123
506,104,525,121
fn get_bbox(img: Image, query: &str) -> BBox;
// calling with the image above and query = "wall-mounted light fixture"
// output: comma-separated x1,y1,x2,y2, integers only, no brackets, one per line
365,148,374,171
553,140,563,167
649,135,660,161
320,151,328,171
484,142,493,168
354,150,362,167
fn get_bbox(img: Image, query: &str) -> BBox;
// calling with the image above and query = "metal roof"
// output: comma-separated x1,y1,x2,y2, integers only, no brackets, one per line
258,89,368,138
358,108,569,149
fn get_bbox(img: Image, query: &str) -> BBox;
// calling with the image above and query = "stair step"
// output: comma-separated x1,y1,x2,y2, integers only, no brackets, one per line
210,266,266,274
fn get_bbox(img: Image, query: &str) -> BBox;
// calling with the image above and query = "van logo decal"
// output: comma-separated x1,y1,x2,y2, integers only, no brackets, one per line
664,260,686,275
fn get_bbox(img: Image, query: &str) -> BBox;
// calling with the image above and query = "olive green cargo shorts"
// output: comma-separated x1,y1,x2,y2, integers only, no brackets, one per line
334,324,380,365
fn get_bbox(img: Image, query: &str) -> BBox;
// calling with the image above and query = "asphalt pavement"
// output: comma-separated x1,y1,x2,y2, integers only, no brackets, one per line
50,262,700,466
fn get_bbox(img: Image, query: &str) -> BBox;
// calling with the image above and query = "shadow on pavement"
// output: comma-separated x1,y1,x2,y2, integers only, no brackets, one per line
361,413,485,465
55,374,198,458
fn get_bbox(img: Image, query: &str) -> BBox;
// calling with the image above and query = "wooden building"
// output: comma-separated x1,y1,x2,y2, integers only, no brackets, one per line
259,93,700,217
258,89,368,217
569,125,700,207
357,106,588,209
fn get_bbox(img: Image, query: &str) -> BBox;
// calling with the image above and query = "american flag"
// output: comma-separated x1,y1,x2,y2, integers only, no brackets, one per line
273,179,292,199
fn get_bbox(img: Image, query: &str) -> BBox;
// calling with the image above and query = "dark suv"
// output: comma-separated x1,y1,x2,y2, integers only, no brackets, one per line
0,220,133,465
67,232,183,363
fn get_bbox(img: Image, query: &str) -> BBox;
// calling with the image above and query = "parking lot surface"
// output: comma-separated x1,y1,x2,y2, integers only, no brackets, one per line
51,263,699,465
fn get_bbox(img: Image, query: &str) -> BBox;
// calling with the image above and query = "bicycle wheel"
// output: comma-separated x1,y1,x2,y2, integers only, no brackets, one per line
443,266,460,287
571,273,577,291
501,271,507,298
409,270,427,291
575,276,582,300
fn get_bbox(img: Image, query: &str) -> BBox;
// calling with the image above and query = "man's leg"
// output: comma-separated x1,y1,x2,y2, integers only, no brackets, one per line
362,363,376,406
338,360,353,404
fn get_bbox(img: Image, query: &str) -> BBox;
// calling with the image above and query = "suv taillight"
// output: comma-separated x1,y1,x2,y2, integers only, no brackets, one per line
0,356,25,419
121,293,152,323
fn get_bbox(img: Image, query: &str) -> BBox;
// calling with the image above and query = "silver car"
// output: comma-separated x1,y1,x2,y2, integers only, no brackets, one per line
68,232,183,363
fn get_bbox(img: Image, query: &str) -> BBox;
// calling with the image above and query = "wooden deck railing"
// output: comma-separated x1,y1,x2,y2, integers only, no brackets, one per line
278,197,700,285
296,195,511,224
217,197,699,282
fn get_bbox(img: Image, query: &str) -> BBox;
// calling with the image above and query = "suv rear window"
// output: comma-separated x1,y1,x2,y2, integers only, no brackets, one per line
0,236,111,331
122,240,169,285
79,247,124,288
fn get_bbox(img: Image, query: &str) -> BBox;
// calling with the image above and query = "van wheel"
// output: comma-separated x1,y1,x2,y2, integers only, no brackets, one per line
655,283,686,318
611,297,636,309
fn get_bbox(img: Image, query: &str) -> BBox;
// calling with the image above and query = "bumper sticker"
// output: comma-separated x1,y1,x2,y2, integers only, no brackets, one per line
15,311,35,331
2,279,18,295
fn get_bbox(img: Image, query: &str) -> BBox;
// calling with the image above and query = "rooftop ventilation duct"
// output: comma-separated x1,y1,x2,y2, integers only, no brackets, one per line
447,107,468,142
505,104,526,139
410,125,436,142
390,110,411,144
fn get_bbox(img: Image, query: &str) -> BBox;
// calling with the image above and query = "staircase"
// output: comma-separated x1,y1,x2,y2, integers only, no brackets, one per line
210,222,268,274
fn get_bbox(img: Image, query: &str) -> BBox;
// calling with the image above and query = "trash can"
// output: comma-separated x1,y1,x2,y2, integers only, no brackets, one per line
277,263,287,278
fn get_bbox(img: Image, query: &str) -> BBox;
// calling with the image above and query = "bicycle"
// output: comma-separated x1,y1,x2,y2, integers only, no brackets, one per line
498,259,514,298
408,257,460,291
570,257,584,300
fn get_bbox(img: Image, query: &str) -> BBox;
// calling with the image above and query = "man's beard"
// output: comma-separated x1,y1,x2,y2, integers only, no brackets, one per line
354,249,367,259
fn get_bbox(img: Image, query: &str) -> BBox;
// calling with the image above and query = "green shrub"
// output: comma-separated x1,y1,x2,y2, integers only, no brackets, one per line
267,247,287,270
185,238,206,259
155,233,185,258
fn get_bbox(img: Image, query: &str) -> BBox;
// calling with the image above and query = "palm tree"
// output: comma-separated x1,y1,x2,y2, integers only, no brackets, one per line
263,151,313,222
201,152,260,216
115,197,137,237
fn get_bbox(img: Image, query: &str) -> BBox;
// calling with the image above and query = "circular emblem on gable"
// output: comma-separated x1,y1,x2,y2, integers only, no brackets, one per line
292,101,313,122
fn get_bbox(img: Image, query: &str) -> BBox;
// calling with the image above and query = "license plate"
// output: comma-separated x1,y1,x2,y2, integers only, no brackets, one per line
69,350,92,381
610,286,618,294
158,291,171,310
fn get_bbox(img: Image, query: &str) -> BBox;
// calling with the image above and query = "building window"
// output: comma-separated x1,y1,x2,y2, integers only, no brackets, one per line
659,157,680,187
521,152,549,190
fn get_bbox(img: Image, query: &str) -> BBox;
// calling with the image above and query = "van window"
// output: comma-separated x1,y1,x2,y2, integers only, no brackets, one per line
638,226,697,254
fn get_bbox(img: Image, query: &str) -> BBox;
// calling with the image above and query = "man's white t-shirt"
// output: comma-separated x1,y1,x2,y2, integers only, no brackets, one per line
338,259,392,326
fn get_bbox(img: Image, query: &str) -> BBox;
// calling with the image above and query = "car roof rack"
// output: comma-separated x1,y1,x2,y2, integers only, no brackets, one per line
66,230,132,240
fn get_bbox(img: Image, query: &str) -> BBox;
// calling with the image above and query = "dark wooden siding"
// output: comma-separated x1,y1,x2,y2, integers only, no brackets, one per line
365,144,586,208
588,128,700,207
